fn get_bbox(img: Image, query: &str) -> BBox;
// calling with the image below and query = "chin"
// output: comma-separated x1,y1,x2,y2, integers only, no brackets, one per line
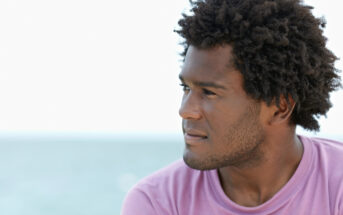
183,147,251,170
183,150,220,171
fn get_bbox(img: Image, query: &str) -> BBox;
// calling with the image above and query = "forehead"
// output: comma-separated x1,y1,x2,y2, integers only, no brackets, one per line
180,45,238,84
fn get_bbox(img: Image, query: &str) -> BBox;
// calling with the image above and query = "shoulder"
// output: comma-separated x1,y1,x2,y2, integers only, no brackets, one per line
136,159,205,195
140,159,197,182
302,136,343,211
304,136,343,174
309,136,343,183
307,136,343,161
121,159,204,215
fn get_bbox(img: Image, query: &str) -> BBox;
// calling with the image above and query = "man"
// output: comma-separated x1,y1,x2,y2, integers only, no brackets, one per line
122,0,343,214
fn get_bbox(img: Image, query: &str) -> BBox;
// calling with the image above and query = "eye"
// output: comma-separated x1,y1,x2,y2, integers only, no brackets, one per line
203,88,216,96
179,83,190,92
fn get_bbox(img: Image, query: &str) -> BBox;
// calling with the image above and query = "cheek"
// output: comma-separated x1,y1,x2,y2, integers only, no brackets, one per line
202,103,234,134
204,100,254,139
204,100,243,121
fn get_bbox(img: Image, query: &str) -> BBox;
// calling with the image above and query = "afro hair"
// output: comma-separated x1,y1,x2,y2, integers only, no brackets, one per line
176,0,341,131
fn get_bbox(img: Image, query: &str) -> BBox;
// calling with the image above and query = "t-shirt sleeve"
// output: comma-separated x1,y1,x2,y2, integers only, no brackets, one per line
121,187,157,215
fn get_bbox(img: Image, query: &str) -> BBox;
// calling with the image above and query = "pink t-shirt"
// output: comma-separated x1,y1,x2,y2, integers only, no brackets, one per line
121,136,343,215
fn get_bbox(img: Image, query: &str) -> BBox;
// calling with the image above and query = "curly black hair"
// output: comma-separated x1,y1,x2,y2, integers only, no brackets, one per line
175,0,341,131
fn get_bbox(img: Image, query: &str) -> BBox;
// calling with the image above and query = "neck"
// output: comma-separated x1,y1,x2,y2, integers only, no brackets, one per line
218,132,303,207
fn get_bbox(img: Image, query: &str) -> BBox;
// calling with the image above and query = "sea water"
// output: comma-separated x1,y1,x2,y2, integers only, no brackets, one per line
0,133,341,215
0,133,184,215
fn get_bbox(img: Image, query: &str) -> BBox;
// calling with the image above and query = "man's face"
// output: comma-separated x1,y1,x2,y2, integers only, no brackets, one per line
179,45,266,170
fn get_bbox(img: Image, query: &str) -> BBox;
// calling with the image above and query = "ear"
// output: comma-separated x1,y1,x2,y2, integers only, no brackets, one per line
269,95,296,125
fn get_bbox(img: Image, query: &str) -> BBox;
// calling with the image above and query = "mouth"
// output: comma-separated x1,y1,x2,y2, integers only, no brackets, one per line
184,131,208,146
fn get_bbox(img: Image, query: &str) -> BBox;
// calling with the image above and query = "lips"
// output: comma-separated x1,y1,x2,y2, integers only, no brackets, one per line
184,129,208,145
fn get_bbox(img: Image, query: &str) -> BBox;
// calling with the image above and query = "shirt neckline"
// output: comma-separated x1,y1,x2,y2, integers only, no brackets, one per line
207,135,314,214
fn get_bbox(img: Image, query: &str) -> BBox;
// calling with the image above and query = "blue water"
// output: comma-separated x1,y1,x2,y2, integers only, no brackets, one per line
1,133,342,215
0,133,184,215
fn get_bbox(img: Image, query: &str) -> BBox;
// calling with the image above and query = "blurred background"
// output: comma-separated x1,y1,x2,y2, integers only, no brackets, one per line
0,0,342,214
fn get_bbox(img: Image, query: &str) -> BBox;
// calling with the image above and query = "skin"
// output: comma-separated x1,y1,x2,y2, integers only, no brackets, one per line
179,45,304,207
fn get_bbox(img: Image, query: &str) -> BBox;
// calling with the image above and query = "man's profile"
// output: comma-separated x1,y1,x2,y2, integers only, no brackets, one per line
122,0,343,214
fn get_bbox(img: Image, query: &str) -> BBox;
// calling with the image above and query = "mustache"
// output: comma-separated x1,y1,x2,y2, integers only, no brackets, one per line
182,120,206,134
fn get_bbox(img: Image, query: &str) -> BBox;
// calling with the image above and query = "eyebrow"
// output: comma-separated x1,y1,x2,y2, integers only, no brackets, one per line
179,74,227,90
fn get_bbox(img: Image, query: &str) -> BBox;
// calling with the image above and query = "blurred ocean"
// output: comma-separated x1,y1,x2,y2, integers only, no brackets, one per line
0,133,184,215
1,132,342,215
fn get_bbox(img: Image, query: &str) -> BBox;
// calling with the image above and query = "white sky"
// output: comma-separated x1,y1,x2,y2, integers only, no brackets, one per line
0,0,342,136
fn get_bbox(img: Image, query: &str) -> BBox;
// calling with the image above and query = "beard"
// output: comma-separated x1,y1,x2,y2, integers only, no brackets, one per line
183,103,265,170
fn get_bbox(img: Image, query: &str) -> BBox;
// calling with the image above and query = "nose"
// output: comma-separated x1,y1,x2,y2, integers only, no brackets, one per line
179,92,202,120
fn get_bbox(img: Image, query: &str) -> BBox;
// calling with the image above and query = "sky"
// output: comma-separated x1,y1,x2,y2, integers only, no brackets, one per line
0,0,342,136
